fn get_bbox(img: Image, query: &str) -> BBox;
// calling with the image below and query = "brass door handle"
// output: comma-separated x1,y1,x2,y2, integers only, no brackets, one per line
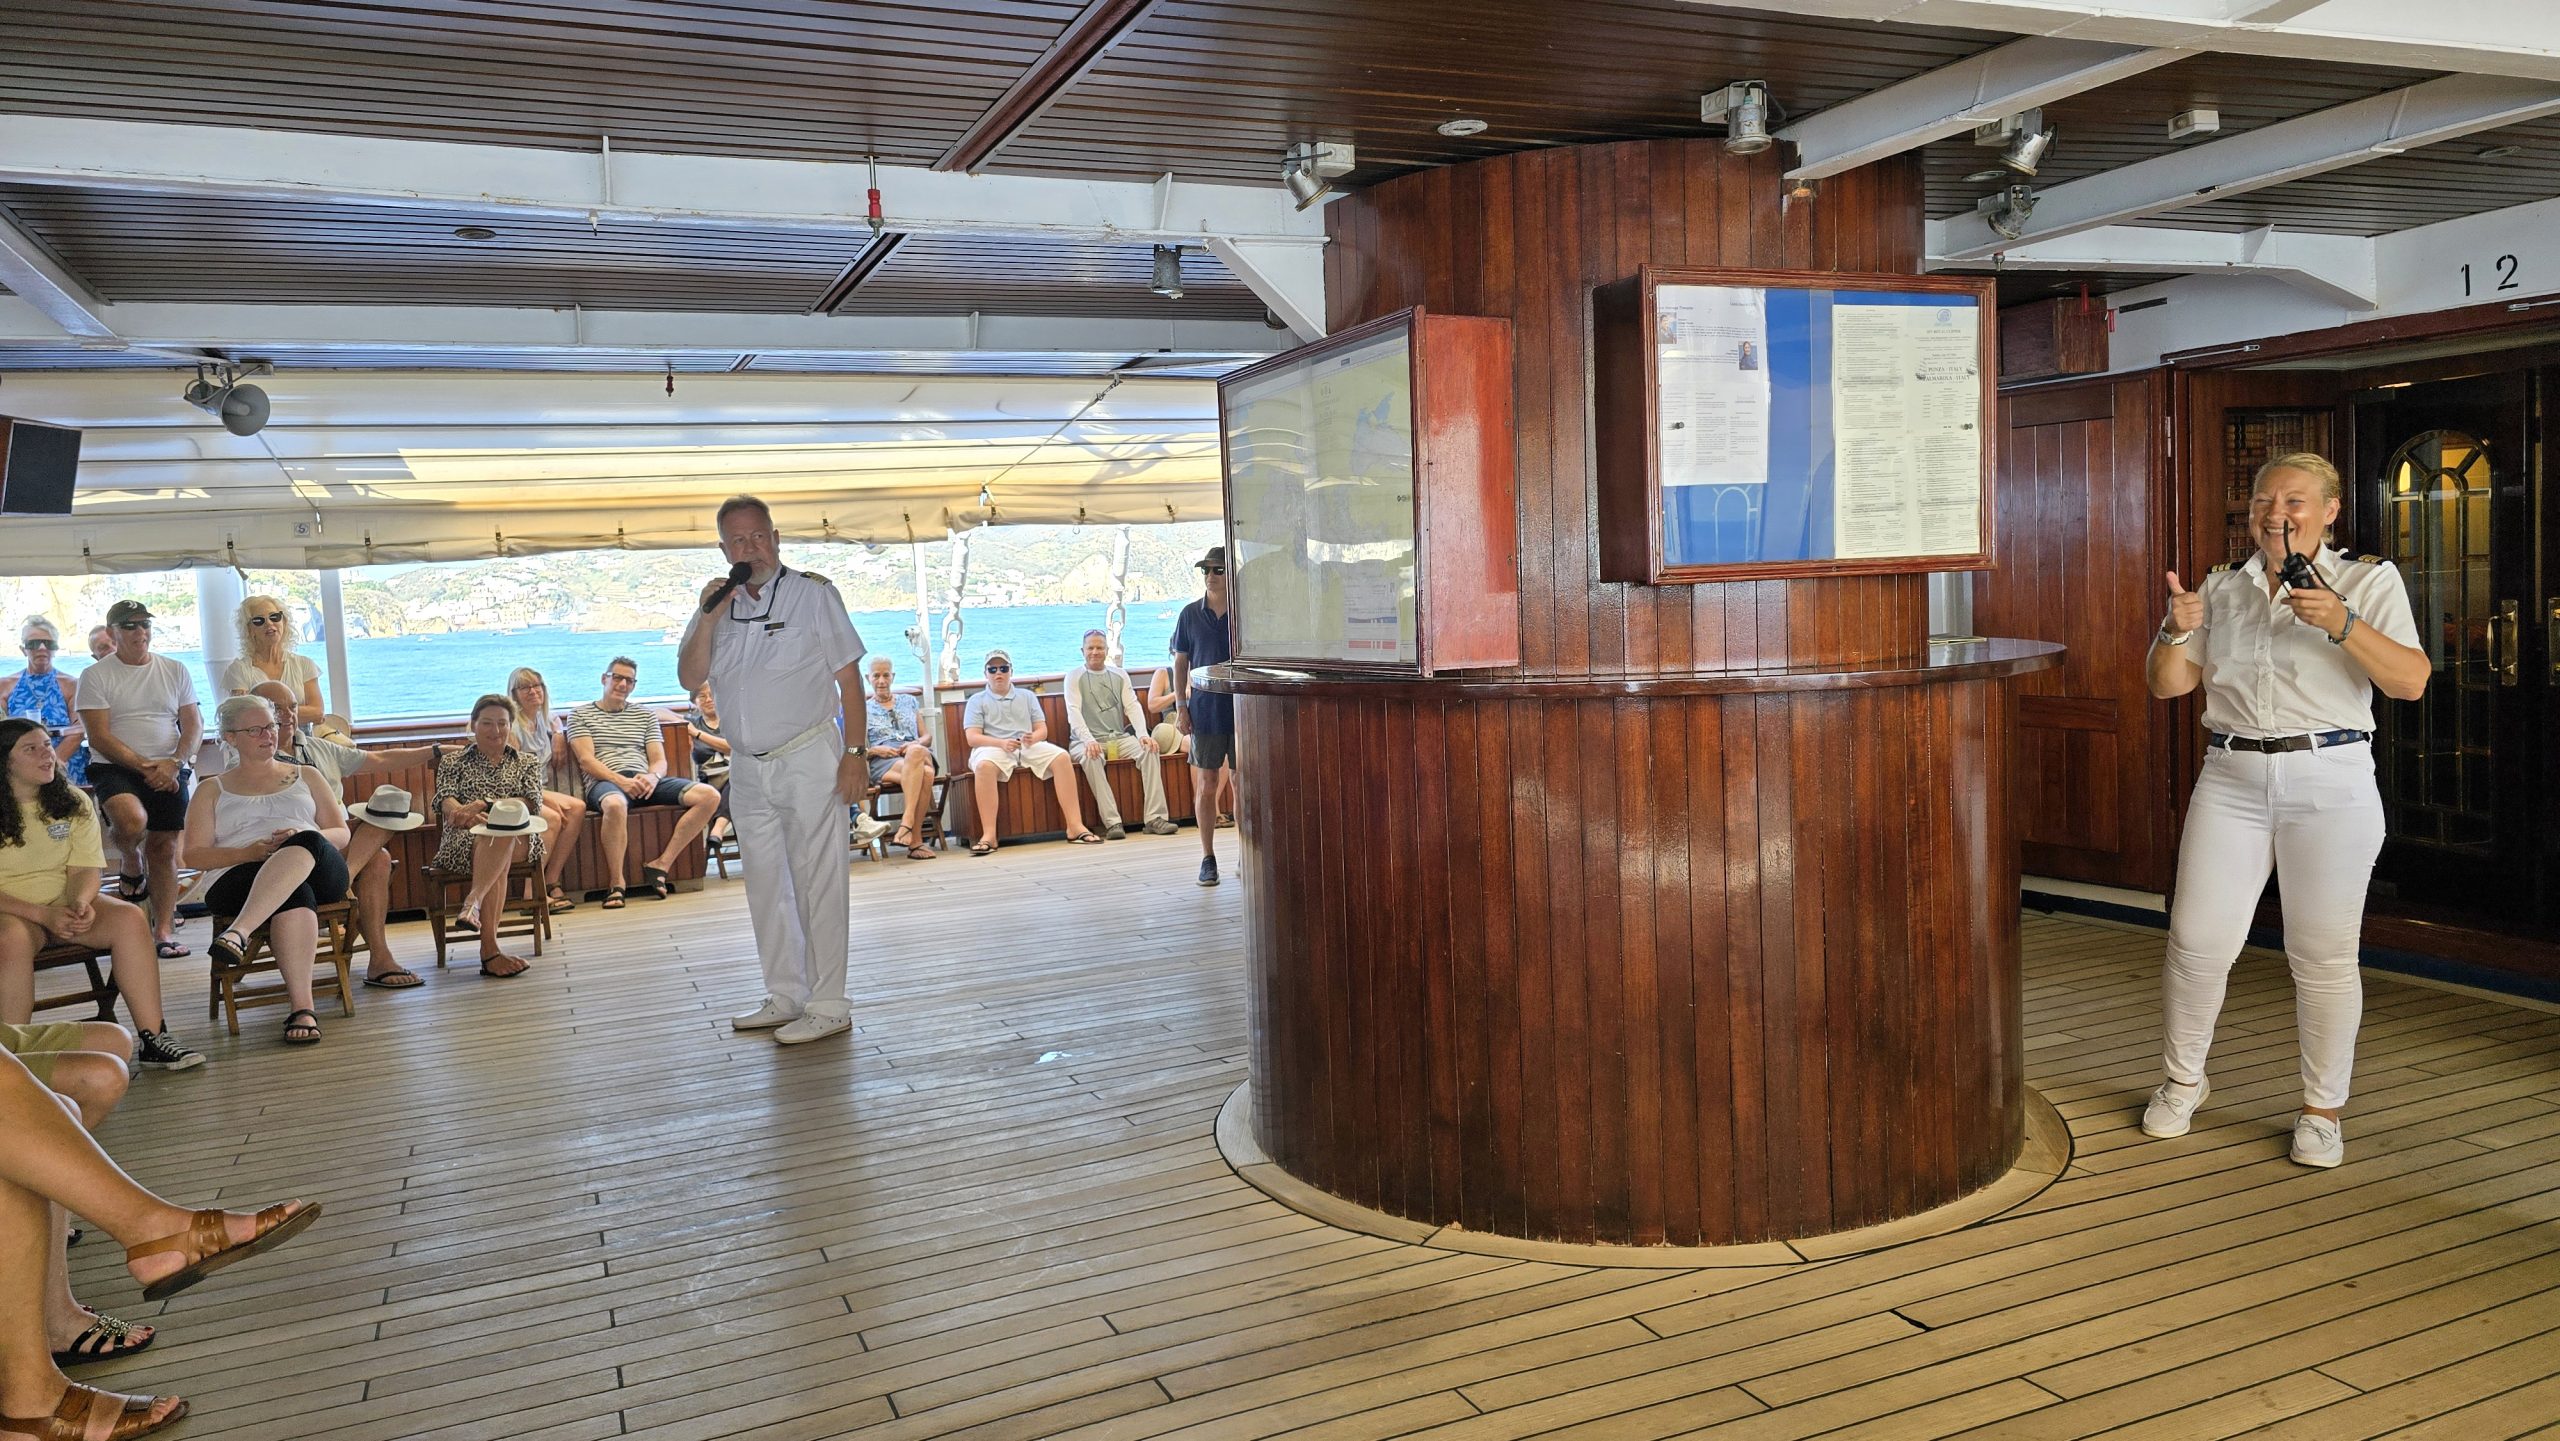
2494,599,2521,686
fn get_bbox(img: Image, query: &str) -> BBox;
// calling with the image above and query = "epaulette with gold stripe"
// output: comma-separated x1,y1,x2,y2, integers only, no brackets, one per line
2346,553,2385,565
801,570,833,586
2208,560,2242,574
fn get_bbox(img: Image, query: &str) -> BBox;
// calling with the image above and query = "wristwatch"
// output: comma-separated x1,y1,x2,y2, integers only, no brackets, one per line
843,745,864,757
2155,624,2193,647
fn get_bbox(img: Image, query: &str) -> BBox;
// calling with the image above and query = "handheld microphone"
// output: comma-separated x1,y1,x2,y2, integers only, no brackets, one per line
702,560,753,614
2277,519,2322,591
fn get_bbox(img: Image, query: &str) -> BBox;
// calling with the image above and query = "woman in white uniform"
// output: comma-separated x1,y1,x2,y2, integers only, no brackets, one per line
2142,452,2430,1167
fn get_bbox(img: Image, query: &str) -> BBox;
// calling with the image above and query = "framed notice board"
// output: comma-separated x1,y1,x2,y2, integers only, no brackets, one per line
1595,266,1997,584
1216,306,1519,675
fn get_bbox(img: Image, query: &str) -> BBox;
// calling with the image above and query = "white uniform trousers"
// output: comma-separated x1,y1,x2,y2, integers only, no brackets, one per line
1076,736,1168,827
729,724,853,1021
2162,743,2387,1110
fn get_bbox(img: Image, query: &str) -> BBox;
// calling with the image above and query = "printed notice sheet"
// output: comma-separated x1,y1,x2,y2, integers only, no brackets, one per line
1654,285,1771,487
1829,302,1982,559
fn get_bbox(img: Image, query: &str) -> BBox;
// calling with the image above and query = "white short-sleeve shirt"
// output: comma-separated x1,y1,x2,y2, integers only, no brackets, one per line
688,567,866,755
2191,547,2422,738
220,652,319,699
74,653,197,762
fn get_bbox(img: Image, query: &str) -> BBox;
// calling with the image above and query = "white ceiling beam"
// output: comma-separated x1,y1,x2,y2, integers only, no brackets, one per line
0,116,1326,249
0,208,115,339
1781,37,2188,180
1200,238,1326,341
0,298,1290,358
1930,222,2378,307
1673,2,2560,83
1935,74,2560,260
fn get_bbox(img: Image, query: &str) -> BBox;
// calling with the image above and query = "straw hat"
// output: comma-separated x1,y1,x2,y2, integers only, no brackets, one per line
469,796,548,838
1151,722,1186,756
353,784,426,832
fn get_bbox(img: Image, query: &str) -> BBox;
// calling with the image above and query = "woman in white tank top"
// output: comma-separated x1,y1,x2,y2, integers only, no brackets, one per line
181,696,350,1046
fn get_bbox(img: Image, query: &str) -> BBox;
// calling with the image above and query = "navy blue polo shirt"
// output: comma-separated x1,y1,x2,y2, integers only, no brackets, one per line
1169,597,1234,735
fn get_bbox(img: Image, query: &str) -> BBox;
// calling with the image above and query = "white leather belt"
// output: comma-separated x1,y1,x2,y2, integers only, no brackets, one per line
746,721,835,761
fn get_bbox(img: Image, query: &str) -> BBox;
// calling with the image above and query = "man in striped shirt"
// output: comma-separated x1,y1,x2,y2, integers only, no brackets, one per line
567,656,721,905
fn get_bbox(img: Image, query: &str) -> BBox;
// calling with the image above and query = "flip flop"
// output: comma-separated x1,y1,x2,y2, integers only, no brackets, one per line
479,954,530,979
969,841,996,856
53,1312,157,1366
1066,831,1105,845
362,969,424,990
546,885,578,914
154,939,188,960
905,844,937,860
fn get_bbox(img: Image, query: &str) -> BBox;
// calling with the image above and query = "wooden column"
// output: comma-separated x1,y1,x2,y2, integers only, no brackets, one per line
1218,139,2061,1246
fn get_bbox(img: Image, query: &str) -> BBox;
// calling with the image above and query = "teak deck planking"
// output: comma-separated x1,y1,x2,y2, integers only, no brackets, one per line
62,845,2560,1441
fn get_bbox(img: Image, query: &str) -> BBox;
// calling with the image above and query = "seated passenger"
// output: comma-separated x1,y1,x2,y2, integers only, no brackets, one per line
251,683,432,990
0,1044,321,1439
962,649,1101,855
861,657,937,859
567,657,718,905
0,719,200,1070
503,667,586,912
433,695,550,978
688,685,733,845
217,594,323,727
183,696,352,1047
75,601,200,960
1066,630,1175,840
85,625,111,662
5,616,86,790
3,1016,157,1369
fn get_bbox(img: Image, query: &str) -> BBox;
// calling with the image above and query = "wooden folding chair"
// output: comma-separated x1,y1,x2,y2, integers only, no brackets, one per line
421,860,551,968
207,901,358,1036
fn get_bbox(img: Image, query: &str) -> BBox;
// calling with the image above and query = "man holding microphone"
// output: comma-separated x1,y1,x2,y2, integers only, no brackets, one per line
677,495,876,1045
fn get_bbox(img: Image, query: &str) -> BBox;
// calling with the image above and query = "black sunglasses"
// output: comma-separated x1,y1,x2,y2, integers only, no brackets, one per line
1202,566,1226,576
21,640,56,652
986,664,1012,674
113,621,150,631
249,611,286,625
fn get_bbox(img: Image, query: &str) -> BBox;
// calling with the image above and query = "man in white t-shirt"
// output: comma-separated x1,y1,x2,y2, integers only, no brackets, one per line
961,649,1102,854
72,600,201,955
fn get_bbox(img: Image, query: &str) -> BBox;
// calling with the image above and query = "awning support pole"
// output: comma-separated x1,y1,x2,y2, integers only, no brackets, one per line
936,528,971,686
317,568,353,723
1105,524,1132,667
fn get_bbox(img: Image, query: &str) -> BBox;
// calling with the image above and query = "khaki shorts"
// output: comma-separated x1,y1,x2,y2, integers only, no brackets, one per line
968,740,1068,780
0,1021,93,1086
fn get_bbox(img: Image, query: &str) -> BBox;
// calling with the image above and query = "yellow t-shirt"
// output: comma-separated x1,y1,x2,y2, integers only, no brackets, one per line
0,791,103,906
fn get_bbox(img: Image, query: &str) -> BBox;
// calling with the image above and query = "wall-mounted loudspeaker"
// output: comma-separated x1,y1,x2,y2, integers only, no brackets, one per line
0,417,81,515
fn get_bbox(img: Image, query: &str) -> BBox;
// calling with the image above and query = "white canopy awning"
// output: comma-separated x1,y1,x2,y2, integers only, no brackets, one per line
0,370,1225,574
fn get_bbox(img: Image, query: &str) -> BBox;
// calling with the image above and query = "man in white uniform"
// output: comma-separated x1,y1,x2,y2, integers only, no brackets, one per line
677,495,872,1045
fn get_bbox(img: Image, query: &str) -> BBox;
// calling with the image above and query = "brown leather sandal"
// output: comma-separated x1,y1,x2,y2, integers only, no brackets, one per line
0,1383,187,1440
124,1200,322,1302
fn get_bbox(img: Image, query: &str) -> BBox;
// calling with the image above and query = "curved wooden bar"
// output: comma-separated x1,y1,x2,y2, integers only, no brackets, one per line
1216,138,2061,1246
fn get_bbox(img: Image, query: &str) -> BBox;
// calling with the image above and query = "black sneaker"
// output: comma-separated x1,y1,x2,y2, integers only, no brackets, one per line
1196,856,1219,887
135,1030,205,1072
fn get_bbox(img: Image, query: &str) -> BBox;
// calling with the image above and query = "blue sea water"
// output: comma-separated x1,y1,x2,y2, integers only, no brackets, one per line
114,603,1188,721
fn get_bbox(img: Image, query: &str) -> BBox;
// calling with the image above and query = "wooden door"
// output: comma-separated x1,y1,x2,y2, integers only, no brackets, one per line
2349,371,2549,930
1976,372,2177,892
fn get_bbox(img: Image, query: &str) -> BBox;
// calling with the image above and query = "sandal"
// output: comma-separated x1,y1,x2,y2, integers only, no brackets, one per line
362,968,423,990
601,887,626,909
450,904,479,935
53,1312,156,1366
969,841,996,856
124,1199,321,1302
0,1383,187,1440
479,954,530,979
207,929,249,971
638,865,672,900
546,884,578,914
281,1008,322,1046
905,843,937,860
1066,831,1105,846
152,939,187,960
116,871,147,902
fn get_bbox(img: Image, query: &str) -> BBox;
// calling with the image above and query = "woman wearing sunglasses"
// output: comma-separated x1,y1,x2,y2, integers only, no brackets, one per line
217,595,324,729
3,617,85,789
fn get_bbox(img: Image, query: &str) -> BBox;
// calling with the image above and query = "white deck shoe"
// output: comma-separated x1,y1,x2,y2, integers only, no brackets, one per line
2140,1077,2209,1138
730,1001,801,1032
2292,1114,2345,1168
775,1013,853,1045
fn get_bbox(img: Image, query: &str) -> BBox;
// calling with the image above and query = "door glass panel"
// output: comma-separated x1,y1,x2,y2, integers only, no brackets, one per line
2376,428,2494,853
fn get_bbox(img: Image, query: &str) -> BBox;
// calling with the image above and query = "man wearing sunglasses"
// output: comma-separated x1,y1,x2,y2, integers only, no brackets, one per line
1169,547,1238,887
71,602,200,958
961,649,1103,855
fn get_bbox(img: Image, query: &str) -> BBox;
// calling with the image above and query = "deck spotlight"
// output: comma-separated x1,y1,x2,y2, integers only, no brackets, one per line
1702,82,1773,155
1151,244,1185,299
1281,141,1355,210
2000,109,2056,176
181,365,271,437
1783,174,1820,205
1983,184,2039,242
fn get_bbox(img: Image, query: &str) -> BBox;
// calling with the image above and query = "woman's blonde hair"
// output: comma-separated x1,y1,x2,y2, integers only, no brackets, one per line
2253,452,2342,503
215,694,278,735
235,593,297,658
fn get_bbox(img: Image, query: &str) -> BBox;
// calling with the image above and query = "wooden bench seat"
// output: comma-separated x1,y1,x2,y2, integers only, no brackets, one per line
939,675,1199,844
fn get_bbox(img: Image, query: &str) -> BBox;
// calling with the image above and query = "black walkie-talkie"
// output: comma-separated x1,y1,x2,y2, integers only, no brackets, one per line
2277,520,2322,591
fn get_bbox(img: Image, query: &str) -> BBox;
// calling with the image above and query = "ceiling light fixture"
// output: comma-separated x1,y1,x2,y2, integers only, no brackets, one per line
1783,174,1819,207
181,364,271,437
1982,184,2039,242
1963,167,2009,184
1281,141,1356,210
1151,244,1185,299
1701,81,1773,155
1436,117,1487,137
2168,108,2221,141
452,225,499,241
1984,107,2055,176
